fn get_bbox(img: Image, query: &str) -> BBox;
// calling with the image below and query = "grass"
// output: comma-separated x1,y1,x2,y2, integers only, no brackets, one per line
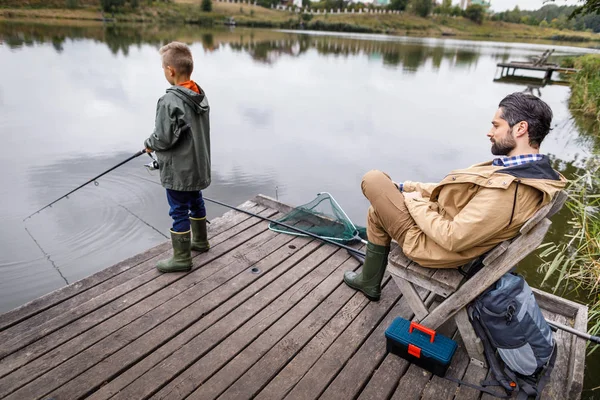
539,157,600,353
2,0,600,42
568,55,600,123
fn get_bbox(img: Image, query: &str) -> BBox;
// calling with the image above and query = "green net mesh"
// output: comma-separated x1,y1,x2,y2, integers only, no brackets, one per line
268,192,367,243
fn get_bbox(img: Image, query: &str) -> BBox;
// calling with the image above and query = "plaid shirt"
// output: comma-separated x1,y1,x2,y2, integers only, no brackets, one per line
398,154,544,193
492,154,544,167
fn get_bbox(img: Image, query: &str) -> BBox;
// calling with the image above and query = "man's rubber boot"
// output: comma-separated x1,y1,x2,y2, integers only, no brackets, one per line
343,242,390,301
157,230,193,273
190,217,210,252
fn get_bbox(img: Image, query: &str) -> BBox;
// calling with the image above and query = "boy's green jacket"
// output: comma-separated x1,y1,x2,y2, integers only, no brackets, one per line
145,84,211,191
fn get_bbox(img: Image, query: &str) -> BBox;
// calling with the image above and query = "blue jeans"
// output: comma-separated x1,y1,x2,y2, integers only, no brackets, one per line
166,189,206,232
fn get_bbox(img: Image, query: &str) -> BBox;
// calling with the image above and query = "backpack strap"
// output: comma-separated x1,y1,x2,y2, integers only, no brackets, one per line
468,305,519,394
443,376,510,398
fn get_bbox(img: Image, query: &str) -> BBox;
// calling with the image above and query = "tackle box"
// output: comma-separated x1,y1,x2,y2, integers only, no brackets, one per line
385,317,457,377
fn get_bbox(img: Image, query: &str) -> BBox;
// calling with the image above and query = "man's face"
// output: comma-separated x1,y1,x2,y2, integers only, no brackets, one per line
488,108,517,156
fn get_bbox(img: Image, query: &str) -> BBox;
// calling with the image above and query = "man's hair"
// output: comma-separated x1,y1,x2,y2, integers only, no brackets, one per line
498,92,553,149
159,42,194,76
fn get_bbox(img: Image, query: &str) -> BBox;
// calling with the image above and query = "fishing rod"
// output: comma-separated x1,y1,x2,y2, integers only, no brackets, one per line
547,320,600,345
23,149,151,221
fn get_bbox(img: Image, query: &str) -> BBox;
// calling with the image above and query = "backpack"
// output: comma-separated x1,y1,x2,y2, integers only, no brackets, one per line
467,272,558,399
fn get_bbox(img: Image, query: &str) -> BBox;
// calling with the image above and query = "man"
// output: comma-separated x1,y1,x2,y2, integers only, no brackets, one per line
344,92,567,301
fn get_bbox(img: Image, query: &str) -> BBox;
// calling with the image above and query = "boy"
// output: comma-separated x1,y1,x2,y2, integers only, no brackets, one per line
144,41,211,273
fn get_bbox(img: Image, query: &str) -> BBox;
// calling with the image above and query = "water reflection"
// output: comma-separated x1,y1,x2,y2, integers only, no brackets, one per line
1,20,482,71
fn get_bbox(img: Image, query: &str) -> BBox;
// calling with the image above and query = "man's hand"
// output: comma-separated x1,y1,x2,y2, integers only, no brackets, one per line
145,147,153,153
403,191,423,200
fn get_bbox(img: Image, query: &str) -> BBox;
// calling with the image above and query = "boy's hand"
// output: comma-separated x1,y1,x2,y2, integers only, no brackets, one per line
145,147,153,153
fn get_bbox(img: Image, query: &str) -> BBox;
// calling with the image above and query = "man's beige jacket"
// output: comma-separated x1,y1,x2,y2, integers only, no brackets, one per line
401,157,567,268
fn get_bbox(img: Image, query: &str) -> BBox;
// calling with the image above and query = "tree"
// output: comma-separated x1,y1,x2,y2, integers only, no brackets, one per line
440,0,452,15
450,5,462,16
302,0,310,7
539,19,549,27
201,0,212,12
389,0,408,11
465,4,484,24
66,0,78,8
413,0,432,17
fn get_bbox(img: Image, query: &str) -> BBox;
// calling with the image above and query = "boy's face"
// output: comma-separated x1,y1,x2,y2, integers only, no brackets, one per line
163,64,176,85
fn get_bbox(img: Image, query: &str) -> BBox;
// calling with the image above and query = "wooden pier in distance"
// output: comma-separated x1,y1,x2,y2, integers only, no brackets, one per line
0,195,588,400
497,49,579,82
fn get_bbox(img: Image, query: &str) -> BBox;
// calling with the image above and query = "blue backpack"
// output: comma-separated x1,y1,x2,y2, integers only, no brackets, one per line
468,273,557,399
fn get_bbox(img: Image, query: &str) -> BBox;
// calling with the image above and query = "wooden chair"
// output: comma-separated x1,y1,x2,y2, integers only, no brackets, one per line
387,190,568,367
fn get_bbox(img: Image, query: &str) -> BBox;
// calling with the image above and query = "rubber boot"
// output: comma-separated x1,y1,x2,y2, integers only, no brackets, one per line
343,242,390,301
157,230,192,273
190,217,210,252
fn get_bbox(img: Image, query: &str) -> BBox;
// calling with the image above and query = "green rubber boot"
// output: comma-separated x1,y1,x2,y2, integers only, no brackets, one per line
157,230,193,273
190,217,210,252
343,242,390,301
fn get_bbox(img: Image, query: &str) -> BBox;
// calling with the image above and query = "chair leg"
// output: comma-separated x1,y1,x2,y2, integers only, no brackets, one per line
455,307,487,368
393,275,430,321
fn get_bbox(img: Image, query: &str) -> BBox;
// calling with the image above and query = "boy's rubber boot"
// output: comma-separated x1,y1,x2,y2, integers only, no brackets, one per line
343,242,390,301
190,217,210,252
157,230,193,273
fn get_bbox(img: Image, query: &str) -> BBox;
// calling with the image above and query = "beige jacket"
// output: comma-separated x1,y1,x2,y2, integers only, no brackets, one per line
401,157,566,268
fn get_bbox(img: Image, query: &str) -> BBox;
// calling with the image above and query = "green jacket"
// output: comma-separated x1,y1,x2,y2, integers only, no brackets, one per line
145,84,211,191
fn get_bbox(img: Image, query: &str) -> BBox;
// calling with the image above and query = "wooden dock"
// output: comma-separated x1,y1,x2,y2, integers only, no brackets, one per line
0,195,587,400
496,49,579,82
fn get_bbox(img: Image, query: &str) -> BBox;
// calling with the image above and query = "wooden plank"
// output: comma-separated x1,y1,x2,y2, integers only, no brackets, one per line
430,268,464,296
88,238,324,400
0,206,274,380
0,201,259,332
420,331,471,400
394,277,429,321
482,241,510,266
453,362,489,400
543,313,572,400
200,259,365,400
568,304,587,400
0,203,266,353
281,280,403,400
421,219,551,330
255,293,370,400
111,245,346,400
454,307,486,368
388,263,455,298
532,288,580,319
2,211,283,399
546,191,568,219
388,245,412,268
46,232,325,400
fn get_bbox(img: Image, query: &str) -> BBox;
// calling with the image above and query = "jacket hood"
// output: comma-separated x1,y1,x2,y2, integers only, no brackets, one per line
166,85,208,114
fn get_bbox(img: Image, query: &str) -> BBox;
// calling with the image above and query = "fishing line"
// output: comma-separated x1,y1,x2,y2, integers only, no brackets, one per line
23,226,69,285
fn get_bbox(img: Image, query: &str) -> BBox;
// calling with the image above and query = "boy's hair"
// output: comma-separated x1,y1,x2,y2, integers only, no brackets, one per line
159,42,194,76
498,92,553,149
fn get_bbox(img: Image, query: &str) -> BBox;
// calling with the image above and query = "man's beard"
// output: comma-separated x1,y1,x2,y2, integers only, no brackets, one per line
491,131,517,156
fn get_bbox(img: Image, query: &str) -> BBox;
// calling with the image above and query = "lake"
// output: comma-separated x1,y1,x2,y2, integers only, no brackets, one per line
1,20,599,395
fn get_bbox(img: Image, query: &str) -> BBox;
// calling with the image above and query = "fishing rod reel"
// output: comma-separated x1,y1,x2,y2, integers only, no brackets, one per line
145,152,160,171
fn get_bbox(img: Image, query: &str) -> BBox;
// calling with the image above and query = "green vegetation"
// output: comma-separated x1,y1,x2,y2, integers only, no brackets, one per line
539,157,600,351
201,0,213,12
1,0,600,41
568,55,600,123
540,54,600,352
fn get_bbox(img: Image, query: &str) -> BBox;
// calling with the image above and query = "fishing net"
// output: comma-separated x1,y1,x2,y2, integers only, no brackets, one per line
268,192,367,244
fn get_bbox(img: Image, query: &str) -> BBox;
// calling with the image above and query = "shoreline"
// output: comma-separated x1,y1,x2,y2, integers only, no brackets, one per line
1,4,599,45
